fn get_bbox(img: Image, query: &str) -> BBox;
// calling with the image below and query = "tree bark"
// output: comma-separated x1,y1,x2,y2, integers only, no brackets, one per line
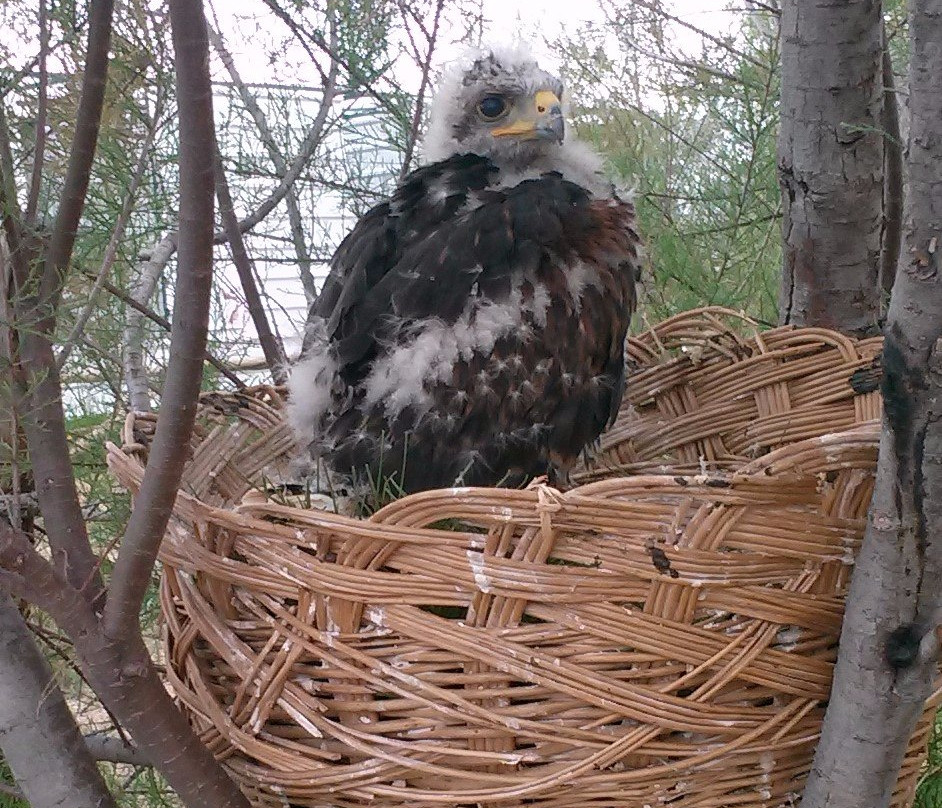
0,593,118,808
122,233,177,412
777,0,885,336
800,1,942,805
103,0,216,638
0,522,252,808
213,149,288,383
879,38,903,297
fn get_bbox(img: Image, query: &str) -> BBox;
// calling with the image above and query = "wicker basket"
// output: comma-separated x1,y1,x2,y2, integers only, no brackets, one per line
108,308,940,808
576,307,885,480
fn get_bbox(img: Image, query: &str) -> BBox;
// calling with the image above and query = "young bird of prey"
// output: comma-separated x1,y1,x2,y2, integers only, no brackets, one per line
286,48,641,496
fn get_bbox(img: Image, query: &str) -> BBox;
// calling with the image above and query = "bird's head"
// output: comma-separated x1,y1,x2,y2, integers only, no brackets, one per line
423,47,567,168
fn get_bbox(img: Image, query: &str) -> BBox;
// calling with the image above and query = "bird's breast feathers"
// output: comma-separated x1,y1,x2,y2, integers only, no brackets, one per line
287,155,640,492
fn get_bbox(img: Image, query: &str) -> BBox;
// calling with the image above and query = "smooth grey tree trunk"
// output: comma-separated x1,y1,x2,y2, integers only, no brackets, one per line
800,1,942,805
0,592,117,808
777,0,885,336
879,38,903,297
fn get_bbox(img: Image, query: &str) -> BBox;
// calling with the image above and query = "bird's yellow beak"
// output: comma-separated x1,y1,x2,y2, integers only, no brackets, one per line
492,90,565,143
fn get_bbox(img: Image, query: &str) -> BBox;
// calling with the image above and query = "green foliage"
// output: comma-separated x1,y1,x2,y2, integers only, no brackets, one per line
0,757,26,808
558,4,782,325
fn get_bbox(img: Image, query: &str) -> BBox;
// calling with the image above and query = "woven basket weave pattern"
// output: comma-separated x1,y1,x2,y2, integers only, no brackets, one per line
108,308,938,808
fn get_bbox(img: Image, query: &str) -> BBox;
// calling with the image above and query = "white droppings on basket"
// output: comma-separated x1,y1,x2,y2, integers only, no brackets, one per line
759,788,772,801
449,486,471,496
366,606,387,626
775,626,802,650
296,675,317,693
505,717,521,731
467,549,492,593
488,505,514,521
500,753,525,765
283,703,324,739
391,779,407,788
760,751,775,776
842,540,857,565
359,715,372,724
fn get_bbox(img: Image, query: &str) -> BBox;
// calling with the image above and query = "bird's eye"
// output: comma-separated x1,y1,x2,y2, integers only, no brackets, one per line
478,95,508,121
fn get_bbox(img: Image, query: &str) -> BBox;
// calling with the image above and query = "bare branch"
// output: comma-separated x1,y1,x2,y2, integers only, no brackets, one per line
207,20,320,300
260,0,402,119
880,37,903,298
628,0,767,69
214,148,288,383
398,0,445,178
58,90,165,370
121,234,177,412
103,0,217,639
87,269,246,389
0,591,118,808
4,0,116,610
0,104,25,261
214,75,339,243
83,733,151,766
40,0,115,308
25,0,50,224
629,39,764,91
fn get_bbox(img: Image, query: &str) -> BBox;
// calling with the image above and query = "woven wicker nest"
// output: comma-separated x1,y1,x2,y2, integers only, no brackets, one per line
108,307,940,808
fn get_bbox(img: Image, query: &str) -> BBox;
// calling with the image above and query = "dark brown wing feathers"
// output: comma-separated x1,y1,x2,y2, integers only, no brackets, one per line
296,156,640,492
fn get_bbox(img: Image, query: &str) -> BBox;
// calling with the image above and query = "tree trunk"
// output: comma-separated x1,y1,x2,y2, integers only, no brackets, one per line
0,593,118,808
777,0,885,336
800,1,942,805
880,35,903,298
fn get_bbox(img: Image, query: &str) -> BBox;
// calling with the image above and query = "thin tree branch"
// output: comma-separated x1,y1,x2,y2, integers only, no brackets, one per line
398,0,444,178
207,18,328,302
0,591,118,808
3,0,115,610
121,234,177,412
629,0,767,69
214,148,288,383
880,36,903,298
84,733,151,766
260,0,402,119
213,80,339,244
86,269,245,388
630,39,764,91
39,0,115,308
0,104,26,264
24,0,50,224
58,90,165,370
102,0,217,640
